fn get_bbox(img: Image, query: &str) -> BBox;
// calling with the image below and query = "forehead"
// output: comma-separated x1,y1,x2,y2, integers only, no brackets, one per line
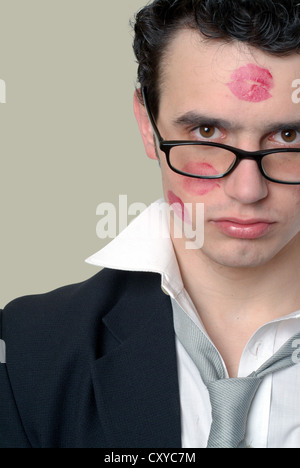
159,29,300,126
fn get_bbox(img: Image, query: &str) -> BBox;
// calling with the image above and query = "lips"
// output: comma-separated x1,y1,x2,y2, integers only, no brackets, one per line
227,64,274,103
212,218,275,239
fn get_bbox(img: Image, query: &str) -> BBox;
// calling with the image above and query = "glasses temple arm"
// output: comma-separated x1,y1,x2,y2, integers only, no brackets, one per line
141,87,164,145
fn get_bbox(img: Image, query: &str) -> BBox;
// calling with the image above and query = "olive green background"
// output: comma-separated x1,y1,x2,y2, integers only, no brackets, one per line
0,0,162,308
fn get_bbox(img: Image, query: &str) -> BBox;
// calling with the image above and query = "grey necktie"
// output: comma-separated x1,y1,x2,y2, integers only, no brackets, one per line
173,300,300,448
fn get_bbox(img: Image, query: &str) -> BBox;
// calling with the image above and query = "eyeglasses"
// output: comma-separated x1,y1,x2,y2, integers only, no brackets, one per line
142,87,300,185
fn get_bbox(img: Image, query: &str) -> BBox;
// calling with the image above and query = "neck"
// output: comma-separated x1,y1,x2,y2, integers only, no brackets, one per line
175,235,300,319
172,233,300,377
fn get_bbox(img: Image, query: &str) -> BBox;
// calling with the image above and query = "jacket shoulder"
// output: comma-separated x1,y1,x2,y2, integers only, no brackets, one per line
2,268,161,346
4,268,127,318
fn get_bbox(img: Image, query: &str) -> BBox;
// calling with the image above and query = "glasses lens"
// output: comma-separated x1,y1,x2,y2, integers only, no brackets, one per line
169,145,236,178
262,151,300,183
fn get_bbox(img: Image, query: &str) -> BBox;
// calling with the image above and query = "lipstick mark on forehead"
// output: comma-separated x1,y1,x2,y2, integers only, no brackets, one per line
227,63,274,103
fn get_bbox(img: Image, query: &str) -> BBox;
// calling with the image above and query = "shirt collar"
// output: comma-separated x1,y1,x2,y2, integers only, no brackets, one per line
85,199,184,299
86,198,300,326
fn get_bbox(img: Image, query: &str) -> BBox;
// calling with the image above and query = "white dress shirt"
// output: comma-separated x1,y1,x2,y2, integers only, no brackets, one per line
86,199,300,448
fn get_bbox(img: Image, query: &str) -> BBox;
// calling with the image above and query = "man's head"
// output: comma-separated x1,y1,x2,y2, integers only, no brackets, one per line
133,0,300,120
133,0,300,270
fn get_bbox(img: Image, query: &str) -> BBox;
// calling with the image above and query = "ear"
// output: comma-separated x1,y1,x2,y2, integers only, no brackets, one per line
133,90,158,160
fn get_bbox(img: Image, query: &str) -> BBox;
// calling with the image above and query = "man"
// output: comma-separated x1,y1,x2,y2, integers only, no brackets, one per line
2,0,300,448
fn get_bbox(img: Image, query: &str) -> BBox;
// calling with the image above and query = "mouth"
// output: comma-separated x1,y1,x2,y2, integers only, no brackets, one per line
227,64,274,103
211,217,276,239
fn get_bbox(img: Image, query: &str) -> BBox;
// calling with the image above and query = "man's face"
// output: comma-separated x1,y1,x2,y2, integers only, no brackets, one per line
137,29,300,269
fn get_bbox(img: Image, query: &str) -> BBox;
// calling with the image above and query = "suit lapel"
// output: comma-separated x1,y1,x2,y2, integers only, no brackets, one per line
91,275,182,448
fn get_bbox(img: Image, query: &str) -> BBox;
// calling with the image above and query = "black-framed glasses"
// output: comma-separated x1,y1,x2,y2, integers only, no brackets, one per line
142,87,300,185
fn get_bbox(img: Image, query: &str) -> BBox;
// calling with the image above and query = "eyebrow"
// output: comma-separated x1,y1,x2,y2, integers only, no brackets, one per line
172,111,300,134
173,112,239,131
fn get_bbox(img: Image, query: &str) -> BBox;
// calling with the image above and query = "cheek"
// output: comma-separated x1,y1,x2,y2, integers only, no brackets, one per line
291,186,300,210
284,184,300,202
272,186,300,231
182,162,221,196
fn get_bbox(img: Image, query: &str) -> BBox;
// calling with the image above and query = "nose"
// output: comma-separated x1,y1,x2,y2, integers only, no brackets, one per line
223,157,269,204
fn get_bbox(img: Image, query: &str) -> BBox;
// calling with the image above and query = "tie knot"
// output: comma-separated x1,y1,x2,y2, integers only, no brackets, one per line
207,377,261,448
172,299,300,448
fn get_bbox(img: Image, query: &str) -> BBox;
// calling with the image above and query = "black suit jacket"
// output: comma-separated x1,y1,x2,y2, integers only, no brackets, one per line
0,269,182,448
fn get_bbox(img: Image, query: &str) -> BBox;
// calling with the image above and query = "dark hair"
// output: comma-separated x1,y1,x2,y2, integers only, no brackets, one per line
132,0,300,119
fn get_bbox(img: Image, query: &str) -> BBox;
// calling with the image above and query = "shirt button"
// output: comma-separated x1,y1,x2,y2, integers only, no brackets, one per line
255,342,262,355
250,341,262,357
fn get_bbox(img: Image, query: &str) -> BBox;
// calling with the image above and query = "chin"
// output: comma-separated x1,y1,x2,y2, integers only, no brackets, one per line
201,241,278,270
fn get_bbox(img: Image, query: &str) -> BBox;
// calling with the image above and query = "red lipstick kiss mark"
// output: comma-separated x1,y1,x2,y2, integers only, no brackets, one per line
182,162,221,196
227,64,274,102
167,191,192,224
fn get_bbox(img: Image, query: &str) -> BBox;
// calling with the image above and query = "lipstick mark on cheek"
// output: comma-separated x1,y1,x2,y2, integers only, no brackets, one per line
167,190,192,225
182,162,221,196
227,63,274,103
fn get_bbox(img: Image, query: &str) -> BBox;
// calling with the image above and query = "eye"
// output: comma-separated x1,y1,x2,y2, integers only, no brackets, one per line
281,130,298,143
193,126,222,141
271,129,300,145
